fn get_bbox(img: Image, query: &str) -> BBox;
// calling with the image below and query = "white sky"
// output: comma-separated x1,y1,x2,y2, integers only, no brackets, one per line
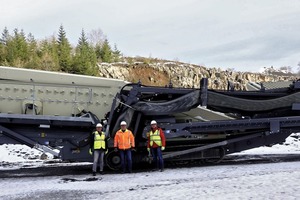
1,0,300,72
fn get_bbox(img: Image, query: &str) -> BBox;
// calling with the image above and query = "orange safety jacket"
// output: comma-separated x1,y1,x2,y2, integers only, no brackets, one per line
114,129,135,150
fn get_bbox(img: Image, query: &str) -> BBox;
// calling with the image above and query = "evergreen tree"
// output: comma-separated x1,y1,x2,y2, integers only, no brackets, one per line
40,36,60,71
6,28,29,67
112,43,122,62
0,42,4,65
0,28,10,65
4,29,15,65
72,29,97,75
17,29,29,61
24,33,41,69
0,28,8,64
99,39,113,63
57,25,72,72
95,43,102,62
1,27,10,45
78,29,88,47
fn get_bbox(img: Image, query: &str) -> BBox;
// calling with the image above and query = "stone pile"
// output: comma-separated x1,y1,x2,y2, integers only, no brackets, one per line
98,60,298,90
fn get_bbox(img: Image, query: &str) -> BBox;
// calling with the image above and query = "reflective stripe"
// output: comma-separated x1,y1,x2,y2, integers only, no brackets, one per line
114,129,135,150
94,131,106,149
149,130,162,147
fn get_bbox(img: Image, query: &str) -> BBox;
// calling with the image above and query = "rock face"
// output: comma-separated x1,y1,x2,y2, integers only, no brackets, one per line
98,60,298,90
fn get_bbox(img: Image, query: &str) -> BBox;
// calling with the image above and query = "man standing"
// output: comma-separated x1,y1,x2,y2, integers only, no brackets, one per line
90,123,107,176
114,121,135,173
147,120,166,172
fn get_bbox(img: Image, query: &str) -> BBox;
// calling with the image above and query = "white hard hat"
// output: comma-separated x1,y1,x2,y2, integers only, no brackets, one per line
150,120,157,125
120,121,127,126
96,123,102,128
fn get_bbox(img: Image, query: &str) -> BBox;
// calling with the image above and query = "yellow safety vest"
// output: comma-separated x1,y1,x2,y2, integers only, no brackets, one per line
94,131,106,149
149,130,162,147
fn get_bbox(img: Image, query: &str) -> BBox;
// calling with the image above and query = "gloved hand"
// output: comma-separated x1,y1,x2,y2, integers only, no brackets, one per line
89,148,93,155
161,146,165,151
147,148,150,152
114,148,118,152
131,148,136,152
105,149,108,154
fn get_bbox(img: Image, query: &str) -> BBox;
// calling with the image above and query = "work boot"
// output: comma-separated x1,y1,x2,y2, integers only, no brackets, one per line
160,168,164,172
93,172,96,176
100,171,104,175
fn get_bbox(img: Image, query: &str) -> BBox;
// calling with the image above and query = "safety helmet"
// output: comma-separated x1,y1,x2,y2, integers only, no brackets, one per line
120,121,127,126
150,120,157,125
96,123,102,128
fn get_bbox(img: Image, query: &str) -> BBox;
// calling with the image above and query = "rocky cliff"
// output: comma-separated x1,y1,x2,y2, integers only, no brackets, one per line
97,59,298,90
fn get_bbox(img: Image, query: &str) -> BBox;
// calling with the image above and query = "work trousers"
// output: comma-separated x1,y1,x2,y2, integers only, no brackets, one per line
119,149,132,173
93,149,105,172
151,147,164,170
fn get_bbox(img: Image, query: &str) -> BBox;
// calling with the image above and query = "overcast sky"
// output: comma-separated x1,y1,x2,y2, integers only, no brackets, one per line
1,0,300,72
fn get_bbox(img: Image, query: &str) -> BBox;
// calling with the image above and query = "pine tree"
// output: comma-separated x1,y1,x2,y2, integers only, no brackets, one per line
57,25,72,72
95,43,102,62
0,42,4,65
1,27,10,45
24,33,41,69
112,43,122,62
5,28,29,67
99,39,113,63
72,29,97,75
78,29,88,47
0,27,11,65
40,36,60,71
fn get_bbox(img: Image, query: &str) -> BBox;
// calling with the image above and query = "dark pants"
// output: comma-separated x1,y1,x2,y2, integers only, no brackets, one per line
151,147,164,170
119,149,132,173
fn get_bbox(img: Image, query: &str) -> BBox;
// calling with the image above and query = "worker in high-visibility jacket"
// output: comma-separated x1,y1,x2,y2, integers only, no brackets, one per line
147,120,166,172
114,121,135,173
89,123,108,176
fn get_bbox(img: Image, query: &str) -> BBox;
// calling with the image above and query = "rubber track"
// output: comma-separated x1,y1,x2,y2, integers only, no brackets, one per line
208,91,300,111
132,90,200,115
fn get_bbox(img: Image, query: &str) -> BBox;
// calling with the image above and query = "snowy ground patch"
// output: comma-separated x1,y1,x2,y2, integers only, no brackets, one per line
234,133,300,155
0,144,55,170
1,162,300,199
1,133,300,199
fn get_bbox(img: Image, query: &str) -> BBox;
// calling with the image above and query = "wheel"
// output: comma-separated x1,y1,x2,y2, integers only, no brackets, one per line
105,151,121,170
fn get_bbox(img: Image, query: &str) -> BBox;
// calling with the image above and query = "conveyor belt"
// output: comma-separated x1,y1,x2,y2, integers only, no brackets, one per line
208,90,300,111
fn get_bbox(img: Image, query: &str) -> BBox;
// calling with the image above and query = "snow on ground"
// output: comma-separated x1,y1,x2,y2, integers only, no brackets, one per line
0,144,48,162
233,132,300,155
0,144,56,170
1,133,300,199
1,162,300,199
